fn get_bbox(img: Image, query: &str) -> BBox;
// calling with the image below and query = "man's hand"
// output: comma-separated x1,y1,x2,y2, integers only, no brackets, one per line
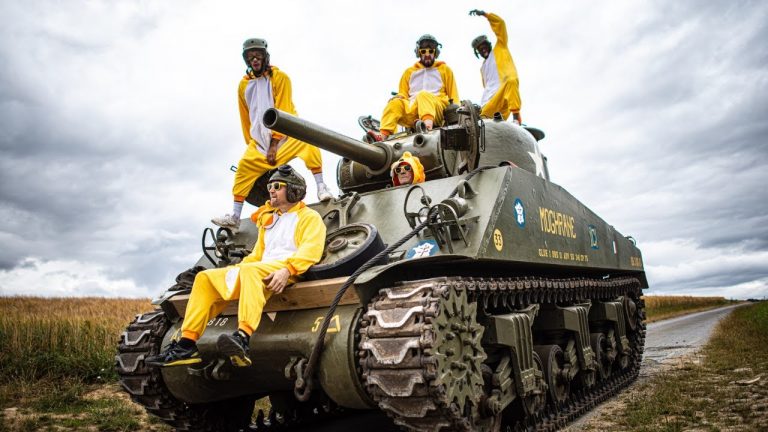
469,9,486,16
263,268,291,294
267,137,280,165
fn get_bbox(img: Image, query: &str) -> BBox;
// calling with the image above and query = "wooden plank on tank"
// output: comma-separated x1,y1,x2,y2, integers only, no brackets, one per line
168,276,358,316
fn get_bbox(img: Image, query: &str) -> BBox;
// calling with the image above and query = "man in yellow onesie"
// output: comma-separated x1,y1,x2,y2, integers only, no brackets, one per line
470,10,523,124
367,34,460,142
212,38,333,231
147,165,327,367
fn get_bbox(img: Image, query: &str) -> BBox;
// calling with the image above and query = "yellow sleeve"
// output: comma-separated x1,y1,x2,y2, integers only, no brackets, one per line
397,67,412,99
442,65,460,104
270,69,297,140
286,209,327,275
486,13,508,47
238,79,252,145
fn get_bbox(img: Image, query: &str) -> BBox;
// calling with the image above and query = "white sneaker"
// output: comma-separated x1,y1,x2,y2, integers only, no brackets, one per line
211,214,240,230
317,183,333,202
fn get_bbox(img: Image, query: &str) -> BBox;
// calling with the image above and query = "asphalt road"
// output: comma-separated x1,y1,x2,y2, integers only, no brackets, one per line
262,304,745,432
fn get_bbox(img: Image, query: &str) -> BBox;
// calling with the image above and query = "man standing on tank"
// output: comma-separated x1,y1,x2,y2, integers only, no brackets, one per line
469,10,523,124
212,38,333,232
367,34,459,142
147,165,327,367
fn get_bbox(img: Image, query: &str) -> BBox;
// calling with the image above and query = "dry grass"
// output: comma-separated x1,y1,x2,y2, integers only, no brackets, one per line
620,301,768,431
643,295,732,322
0,297,154,382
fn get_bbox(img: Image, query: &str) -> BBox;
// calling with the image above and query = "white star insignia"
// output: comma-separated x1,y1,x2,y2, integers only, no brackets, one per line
528,144,545,178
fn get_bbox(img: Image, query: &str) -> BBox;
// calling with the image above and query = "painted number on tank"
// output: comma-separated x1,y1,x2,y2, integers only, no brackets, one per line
311,315,341,333
493,229,504,251
207,317,229,327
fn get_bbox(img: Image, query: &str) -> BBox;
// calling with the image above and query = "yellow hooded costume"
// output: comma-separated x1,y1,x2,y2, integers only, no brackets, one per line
390,151,426,186
181,201,326,340
478,13,522,121
380,62,460,135
233,66,323,200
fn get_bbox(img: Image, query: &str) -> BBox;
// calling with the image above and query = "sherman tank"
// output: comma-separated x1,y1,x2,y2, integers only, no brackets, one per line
116,101,647,431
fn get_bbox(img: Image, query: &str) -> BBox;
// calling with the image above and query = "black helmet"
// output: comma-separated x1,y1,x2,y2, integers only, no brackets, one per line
471,35,491,58
269,165,306,202
242,37,271,76
414,34,442,58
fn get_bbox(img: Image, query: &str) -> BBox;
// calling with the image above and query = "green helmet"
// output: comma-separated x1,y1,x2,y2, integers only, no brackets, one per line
269,165,306,202
472,35,491,58
242,38,268,54
414,34,442,57
242,37,271,75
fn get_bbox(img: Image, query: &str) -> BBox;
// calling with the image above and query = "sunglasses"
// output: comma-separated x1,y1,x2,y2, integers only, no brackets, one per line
267,181,287,191
418,48,436,55
394,165,412,174
246,52,265,62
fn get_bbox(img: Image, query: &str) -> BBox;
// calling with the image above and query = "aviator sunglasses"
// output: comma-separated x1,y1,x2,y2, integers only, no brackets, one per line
394,164,412,174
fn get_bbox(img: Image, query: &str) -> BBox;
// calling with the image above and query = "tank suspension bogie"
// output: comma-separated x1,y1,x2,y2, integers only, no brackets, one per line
359,275,645,431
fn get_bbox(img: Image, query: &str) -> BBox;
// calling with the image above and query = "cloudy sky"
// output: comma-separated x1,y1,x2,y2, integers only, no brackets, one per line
0,0,766,299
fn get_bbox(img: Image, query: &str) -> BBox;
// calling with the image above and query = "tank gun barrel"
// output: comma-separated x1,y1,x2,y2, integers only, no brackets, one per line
263,109,389,171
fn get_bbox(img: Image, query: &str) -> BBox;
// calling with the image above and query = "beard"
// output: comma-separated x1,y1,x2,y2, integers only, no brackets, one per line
420,57,435,67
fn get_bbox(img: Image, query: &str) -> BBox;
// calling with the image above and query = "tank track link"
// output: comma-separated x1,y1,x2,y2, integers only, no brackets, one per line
358,276,645,432
115,310,255,431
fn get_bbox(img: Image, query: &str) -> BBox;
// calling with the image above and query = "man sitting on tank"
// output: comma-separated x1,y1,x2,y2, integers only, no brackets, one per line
469,9,523,124
211,37,333,233
367,34,460,142
390,151,425,186
146,165,327,368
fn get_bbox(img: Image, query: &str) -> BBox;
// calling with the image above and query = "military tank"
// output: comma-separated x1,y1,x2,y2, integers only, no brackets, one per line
116,101,647,431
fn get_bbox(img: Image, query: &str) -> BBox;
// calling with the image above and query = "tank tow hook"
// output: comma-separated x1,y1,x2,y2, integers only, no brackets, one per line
187,357,235,381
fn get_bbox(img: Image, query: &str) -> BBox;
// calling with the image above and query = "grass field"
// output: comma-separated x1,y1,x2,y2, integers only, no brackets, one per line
643,295,733,322
616,301,768,431
0,293,741,431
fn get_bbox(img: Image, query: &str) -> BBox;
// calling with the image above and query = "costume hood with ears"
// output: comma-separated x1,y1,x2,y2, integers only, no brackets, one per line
390,151,426,186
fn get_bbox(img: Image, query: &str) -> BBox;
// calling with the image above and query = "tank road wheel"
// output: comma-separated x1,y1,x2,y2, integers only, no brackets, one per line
116,311,256,432
590,333,614,381
360,279,493,432
534,345,570,406
623,295,638,332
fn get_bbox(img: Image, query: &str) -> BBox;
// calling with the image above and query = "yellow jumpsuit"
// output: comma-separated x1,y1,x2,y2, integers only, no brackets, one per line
380,62,460,135
181,201,326,340
234,66,323,200
479,13,522,120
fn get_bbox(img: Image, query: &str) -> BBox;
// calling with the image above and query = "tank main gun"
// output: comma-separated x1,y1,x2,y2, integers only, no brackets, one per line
263,108,392,171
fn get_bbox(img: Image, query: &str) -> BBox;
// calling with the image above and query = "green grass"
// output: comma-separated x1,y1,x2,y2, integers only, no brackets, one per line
618,301,768,431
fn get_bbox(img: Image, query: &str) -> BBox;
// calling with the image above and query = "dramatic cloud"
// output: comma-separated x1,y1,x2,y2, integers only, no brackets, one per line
1,0,766,299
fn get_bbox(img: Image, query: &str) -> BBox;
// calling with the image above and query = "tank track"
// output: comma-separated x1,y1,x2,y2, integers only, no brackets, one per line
359,276,645,432
116,310,256,431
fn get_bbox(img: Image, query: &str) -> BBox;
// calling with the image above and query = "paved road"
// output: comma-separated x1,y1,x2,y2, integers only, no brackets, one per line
261,304,745,432
641,304,744,375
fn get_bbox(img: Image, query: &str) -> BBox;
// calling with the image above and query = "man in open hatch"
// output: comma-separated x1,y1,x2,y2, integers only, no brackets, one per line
147,165,326,367
390,151,425,186
212,38,333,232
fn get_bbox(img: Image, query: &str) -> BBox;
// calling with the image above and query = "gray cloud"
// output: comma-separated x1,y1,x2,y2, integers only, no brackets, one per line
1,0,766,299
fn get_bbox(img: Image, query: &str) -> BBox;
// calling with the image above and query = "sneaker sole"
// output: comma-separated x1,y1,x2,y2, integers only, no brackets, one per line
217,336,252,368
145,355,202,368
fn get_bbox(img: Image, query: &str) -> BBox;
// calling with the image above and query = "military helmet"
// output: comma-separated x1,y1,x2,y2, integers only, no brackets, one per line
414,34,442,57
242,37,271,75
269,165,306,202
242,38,268,54
472,35,491,58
